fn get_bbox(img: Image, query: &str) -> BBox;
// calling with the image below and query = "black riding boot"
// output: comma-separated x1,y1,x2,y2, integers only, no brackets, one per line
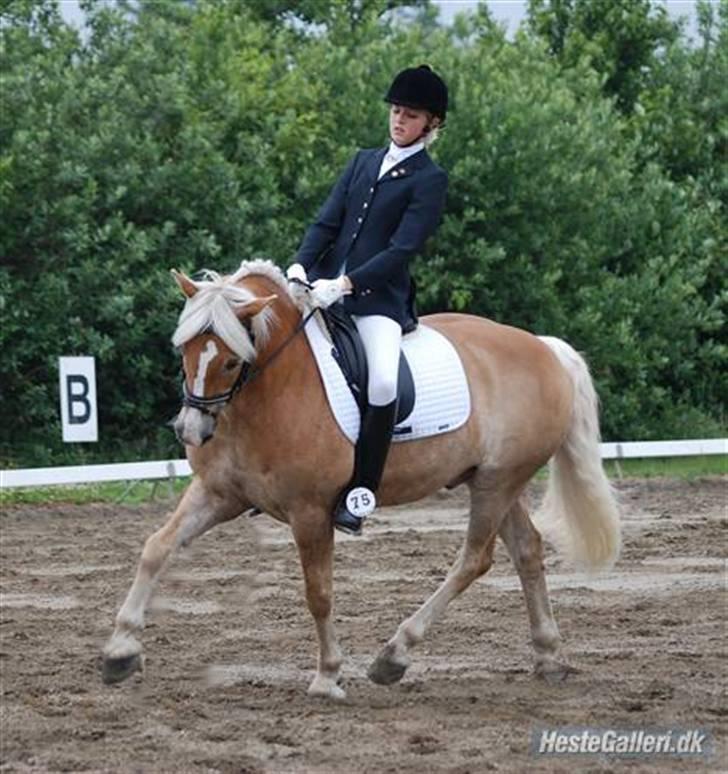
334,400,397,536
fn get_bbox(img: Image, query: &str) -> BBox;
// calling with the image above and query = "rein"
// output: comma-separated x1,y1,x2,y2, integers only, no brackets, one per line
182,305,318,415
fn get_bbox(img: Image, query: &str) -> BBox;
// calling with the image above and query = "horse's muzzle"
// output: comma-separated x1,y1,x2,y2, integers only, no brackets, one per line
173,407,216,447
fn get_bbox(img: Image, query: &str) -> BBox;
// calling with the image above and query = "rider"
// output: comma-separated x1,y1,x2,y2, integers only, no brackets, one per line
287,64,449,536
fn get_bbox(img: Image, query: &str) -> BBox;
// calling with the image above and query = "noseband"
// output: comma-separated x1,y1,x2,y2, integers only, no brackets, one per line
182,362,250,415
181,305,317,416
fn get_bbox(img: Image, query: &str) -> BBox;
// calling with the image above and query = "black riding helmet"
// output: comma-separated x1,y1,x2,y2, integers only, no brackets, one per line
384,64,448,121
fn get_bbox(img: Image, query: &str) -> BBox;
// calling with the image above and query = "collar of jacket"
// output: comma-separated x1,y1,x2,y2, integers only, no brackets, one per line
367,146,430,185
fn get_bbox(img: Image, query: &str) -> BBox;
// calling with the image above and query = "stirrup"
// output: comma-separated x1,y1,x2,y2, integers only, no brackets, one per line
334,486,376,536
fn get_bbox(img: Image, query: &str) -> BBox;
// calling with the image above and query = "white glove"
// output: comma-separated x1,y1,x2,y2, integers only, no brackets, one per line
286,263,308,283
286,264,310,310
311,277,352,309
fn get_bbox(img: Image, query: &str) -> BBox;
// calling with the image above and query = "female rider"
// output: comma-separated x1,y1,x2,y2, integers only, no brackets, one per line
287,64,449,536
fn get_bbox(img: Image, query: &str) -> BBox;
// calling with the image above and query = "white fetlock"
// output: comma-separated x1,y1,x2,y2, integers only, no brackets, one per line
103,631,142,661
307,674,346,701
535,657,576,683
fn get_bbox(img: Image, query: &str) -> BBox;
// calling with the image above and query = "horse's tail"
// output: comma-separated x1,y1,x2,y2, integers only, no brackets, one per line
536,337,621,571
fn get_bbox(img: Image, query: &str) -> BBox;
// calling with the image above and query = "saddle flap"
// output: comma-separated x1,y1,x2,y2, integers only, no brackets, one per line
321,304,368,412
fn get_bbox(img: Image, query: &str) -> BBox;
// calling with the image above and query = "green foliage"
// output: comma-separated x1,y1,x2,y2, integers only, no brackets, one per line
243,0,430,28
0,0,724,466
630,1,728,197
527,0,679,113
0,0,306,464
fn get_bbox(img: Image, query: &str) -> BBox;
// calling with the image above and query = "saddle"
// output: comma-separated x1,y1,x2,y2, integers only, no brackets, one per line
319,304,415,426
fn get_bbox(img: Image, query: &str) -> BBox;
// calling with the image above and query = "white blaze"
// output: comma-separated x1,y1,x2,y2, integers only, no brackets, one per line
193,340,219,397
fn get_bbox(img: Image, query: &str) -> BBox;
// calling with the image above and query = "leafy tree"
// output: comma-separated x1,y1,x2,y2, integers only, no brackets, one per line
629,0,728,196
416,15,723,438
1,0,287,463
243,0,430,28
0,0,723,465
527,0,679,113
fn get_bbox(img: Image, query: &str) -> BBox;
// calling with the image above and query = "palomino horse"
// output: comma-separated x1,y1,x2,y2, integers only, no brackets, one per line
102,260,620,700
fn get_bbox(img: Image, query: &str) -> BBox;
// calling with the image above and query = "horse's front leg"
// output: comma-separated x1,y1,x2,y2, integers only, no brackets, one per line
102,477,244,684
290,509,345,700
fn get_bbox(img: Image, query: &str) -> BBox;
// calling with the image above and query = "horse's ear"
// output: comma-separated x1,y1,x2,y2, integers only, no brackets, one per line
237,294,277,318
171,269,198,298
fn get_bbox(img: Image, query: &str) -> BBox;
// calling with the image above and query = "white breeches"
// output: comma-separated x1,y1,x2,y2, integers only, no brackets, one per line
353,315,402,406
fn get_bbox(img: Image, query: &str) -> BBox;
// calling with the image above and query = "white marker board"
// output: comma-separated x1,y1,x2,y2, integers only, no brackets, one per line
59,356,98,442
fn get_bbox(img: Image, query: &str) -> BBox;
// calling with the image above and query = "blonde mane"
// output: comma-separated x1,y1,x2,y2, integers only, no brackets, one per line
171,260,287,359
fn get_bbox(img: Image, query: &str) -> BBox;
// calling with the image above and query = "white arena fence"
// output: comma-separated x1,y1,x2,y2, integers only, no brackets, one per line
1,439,725,489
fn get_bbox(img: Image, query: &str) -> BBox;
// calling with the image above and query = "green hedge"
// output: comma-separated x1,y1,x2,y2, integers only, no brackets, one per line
1,0,724,466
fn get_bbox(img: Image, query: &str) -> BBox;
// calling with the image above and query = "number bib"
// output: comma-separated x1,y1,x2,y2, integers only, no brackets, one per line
345,487,376,518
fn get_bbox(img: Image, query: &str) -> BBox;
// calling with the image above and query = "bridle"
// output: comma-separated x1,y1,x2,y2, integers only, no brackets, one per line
181,283,316,416
182,364,251,415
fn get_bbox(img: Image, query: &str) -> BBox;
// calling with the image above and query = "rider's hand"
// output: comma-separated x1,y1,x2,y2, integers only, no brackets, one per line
311,276,352,308
286,263,308,284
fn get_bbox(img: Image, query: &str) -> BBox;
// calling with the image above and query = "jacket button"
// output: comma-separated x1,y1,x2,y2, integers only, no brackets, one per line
363,202,368,209
357,217,363,223
370,187,374,193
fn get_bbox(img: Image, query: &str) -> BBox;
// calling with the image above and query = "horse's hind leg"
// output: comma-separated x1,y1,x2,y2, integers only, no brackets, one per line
369,481,508,685
102,478,243,684
498,498,573,682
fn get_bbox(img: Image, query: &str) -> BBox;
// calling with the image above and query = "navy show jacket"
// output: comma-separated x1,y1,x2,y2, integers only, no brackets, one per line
294,146,448,327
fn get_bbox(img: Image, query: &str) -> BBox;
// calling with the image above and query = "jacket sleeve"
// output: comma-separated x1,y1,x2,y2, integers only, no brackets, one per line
294,151,360,271
346,169,448,292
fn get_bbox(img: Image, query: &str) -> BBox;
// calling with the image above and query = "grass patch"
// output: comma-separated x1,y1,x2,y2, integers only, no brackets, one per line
603,455,726,479
1,477,190,507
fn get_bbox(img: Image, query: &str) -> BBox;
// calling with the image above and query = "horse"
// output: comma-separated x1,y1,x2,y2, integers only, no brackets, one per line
101,259,621,700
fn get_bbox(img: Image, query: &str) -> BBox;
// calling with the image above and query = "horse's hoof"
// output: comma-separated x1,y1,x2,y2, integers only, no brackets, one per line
535,660,577,684
368,646,409,685
307,676,347,701
102,653,143,684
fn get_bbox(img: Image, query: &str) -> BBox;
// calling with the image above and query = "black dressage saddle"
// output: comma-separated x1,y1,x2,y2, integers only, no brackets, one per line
319,304,416,433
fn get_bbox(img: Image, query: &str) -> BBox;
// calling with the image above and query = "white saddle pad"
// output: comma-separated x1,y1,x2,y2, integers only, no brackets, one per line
304,316,471,444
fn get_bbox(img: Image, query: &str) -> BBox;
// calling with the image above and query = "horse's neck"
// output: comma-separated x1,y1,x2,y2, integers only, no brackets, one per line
239,275,303,361
256,297,306,363
239,293,318,411
227,300,326,477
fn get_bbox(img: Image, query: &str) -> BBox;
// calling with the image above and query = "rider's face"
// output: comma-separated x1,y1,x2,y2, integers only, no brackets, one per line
389,104,432,147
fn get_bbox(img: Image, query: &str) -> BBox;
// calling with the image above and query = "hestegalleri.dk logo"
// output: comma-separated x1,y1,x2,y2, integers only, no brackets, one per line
531,727,713,758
